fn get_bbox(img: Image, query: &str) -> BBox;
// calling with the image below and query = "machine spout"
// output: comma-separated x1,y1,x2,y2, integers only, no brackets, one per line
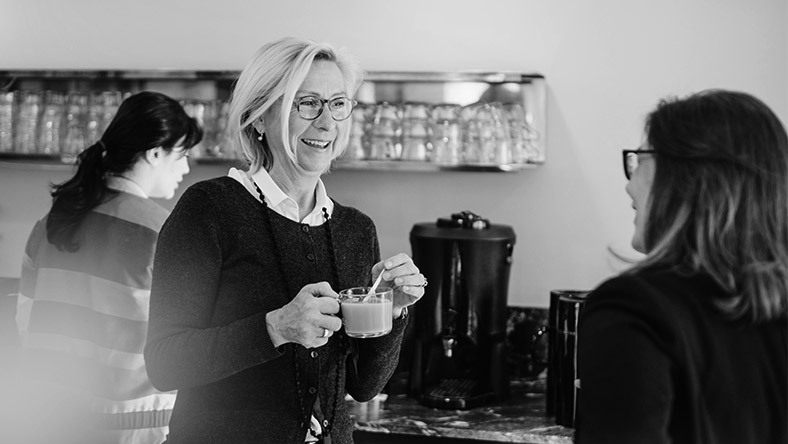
442,336,457,358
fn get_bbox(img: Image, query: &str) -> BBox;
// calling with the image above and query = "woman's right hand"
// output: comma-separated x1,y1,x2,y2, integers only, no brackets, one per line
265,282,341,349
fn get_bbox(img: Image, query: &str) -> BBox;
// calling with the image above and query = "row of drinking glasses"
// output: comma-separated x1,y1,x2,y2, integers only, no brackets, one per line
345,101,542,165
186,99,542,164
0,90,122,157
179,99,240,160
0,90,541,166
0,90,239,160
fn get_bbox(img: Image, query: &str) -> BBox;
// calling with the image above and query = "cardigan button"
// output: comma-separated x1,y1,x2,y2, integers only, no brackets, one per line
301,225,309,233
308,386,317,394
310,350,318,358
307,253,315,261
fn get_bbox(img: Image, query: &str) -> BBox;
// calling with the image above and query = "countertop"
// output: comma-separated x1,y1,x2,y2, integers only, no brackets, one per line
347,377,574,443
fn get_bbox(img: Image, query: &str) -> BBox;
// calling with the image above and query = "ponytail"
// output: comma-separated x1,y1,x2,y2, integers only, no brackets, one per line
46,142,112,252
44,91,202,252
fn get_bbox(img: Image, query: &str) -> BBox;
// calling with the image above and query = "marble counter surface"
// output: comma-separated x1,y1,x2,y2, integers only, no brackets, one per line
347,378,574,443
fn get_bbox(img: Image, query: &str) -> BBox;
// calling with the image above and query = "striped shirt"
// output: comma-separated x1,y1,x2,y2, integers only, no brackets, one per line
16,187,175,444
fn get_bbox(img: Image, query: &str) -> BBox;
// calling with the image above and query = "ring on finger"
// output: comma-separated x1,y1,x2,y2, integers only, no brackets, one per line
321,328,330,338
416,277,428,288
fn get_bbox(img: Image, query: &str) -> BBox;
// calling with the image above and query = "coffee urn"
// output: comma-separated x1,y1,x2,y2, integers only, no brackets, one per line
548,290,589,428
407,211,515,409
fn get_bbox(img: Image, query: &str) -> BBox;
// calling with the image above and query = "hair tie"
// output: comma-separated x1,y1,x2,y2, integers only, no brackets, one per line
97,140,108,158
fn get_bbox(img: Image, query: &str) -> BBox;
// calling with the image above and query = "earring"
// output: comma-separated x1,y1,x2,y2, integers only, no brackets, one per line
257,132,263,141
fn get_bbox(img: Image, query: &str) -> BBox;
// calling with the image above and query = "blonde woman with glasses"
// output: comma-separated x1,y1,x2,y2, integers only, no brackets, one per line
144,37,425,444
576,90,788,443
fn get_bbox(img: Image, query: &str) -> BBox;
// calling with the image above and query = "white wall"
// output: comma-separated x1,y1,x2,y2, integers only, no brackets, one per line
1,0,786,307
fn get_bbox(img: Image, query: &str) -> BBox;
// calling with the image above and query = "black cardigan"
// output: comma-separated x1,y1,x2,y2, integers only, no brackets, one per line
576,268,787,444
145,177,407,444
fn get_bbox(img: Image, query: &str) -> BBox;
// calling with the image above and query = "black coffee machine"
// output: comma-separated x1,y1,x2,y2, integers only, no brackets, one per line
407,211,515,409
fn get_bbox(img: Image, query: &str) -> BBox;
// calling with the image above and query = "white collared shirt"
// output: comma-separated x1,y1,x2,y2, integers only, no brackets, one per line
107,175,148,198
227,167,333,226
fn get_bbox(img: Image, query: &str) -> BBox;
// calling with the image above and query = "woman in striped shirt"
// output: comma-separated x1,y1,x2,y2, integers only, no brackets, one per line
14,91,202,444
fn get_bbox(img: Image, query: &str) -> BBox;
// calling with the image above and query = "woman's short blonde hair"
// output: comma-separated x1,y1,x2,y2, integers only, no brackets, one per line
227,37,364,172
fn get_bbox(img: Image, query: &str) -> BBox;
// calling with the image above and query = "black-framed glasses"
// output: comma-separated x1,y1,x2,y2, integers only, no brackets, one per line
622,149,656,180
293,96,357,121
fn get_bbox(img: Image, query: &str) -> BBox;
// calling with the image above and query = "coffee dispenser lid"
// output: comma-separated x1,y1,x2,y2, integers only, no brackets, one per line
411,211,515,241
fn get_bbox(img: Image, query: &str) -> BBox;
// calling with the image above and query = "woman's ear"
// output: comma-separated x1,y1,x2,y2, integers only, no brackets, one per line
253,119,265,139
145,147,161,166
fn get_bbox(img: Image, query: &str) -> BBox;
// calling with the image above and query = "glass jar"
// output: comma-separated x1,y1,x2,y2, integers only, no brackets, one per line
461,102,511,165
430,103,461,165
344,102,370,161
368,102,400,160
504,103,541,164
14,91,42,155
98,91,121,134
37,91,65,155
85,92,103,146
0,92,15,153
62,92,88,160
216,100,234,158
400,102,431,161
181,99,207,158
198,99,219,158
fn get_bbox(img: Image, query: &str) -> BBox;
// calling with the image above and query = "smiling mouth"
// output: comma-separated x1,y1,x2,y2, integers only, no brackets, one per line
301,138,330,148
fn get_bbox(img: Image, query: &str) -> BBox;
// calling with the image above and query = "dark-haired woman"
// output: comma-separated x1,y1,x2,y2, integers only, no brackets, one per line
575,90,788,443
15,91,202,444
144,37,425,444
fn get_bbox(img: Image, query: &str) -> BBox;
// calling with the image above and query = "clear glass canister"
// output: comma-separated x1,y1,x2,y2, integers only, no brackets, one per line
504,103,541,164
430,103,461,165
461,102,511,165
344,102,370,161
62,92,88,160
14,91,42,155
368,102,401,160
85,92,103,146
0,92,14,153
99,91,121,134
215,100,233,158
400,102,432,161
84,91,121,144
198,99,221,158
37,91,65,155
181,100,207,158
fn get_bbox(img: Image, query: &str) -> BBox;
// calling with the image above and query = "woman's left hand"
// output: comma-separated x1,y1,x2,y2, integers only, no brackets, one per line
371,253,426,318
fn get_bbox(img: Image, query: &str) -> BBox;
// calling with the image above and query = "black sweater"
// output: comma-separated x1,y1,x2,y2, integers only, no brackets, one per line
145,177,407,444
576,269,787,444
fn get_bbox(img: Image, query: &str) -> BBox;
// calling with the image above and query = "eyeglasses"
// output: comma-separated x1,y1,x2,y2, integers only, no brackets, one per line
293,96,357,121
622,149,656,180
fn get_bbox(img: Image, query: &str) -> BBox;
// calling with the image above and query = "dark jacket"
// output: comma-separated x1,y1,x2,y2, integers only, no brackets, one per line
576,269,787,444
145,177,406,444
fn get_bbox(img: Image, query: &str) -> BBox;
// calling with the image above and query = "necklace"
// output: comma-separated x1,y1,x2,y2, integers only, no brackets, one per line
252,179,345,442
